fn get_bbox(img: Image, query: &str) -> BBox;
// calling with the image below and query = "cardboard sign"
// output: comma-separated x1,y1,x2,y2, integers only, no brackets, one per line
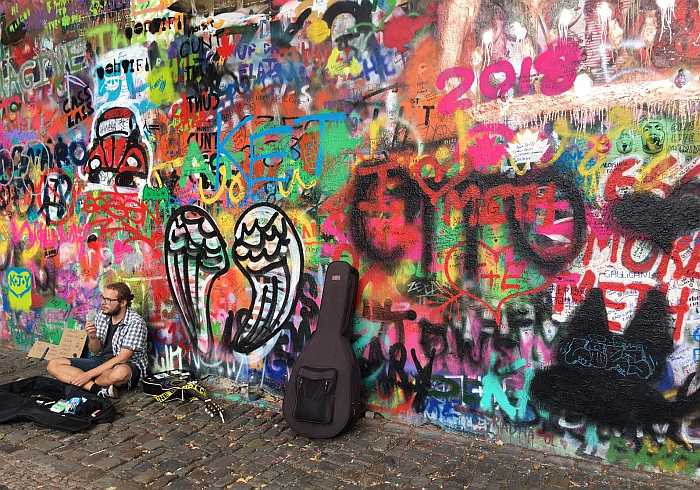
27,329,87,361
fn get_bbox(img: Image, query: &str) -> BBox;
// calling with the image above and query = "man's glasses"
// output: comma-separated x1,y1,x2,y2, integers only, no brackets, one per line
101,296,120,303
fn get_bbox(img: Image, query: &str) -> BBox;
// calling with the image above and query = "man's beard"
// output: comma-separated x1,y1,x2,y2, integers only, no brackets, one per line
106,307,123,317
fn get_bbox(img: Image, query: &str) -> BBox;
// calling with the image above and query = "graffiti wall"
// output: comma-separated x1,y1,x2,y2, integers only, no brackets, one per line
1,0,700,477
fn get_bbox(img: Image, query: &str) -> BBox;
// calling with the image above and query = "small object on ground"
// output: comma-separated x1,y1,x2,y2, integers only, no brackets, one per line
50,400,70,413
97,384,120,399
65,397,87,413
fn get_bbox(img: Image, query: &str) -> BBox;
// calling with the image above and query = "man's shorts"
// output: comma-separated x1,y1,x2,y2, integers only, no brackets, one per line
69,353,142,390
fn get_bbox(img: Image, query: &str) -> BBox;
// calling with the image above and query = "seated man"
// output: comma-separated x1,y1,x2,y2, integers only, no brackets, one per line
48,282,147,398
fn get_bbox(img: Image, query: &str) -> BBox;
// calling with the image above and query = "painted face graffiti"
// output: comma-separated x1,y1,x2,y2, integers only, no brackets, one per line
640,120,667,155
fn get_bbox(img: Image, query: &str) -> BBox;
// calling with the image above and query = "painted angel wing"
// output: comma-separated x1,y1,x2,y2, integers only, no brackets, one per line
165,205,229,357
229,203,304,354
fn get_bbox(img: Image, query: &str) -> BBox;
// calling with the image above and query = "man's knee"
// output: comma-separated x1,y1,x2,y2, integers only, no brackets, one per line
47,358,69,375
108,365,131,385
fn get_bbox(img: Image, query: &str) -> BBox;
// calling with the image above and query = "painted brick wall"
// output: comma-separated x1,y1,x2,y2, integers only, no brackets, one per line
1,0,699,478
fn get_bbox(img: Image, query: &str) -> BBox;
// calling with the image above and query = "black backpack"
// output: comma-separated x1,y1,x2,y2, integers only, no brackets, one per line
0,376,116,432
282,261,363,438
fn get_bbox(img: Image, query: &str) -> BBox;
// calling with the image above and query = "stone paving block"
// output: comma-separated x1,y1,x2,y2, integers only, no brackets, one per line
132,469,164,485
150,473,180,487
90,476,145,490
58,432,89,445
258,467,283,481
167,478,198,490
90,423,113,435
10,448,46,462
156,458,189,473
130,431,157,445
0,442,20,454
211,473,239,488
465,473,491,489
440,479,468,490
3,431,36,444
52,460,85,474
140,438,165,450
140,447,170,465
115,446,148,461
77,466,108,482
111,430,140,445
224,484,254,490
51,445,91,459
81,437,113,453
92,455,123,471
79,450,110,467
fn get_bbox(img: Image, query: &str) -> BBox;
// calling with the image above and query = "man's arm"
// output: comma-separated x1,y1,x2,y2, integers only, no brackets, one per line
85,320,102,354
87,336,102,354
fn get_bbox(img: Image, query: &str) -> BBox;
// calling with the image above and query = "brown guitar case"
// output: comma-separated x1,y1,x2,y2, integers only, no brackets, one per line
282,261,362,438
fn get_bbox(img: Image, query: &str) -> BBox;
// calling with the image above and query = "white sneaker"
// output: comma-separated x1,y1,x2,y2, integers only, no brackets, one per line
107,384,120,398
97,385,119,399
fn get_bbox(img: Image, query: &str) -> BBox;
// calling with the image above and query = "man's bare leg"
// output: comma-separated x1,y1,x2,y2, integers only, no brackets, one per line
46,358,96,390
93,364,132,388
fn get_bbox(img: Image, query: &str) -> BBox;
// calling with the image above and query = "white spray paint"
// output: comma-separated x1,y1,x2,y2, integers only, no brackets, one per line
596,2,613,45
558,8,575,39
656,0,676,43
482,29,494,65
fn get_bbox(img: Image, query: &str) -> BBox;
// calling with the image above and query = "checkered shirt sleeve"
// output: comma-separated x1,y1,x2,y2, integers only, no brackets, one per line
119,309,147,353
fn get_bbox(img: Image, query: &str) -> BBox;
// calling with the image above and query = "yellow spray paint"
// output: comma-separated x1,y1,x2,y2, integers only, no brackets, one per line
326,48,362,78
277,169,317,198
307,18,331,44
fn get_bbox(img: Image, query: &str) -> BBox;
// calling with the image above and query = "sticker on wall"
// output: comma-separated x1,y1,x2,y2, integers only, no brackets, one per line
6,267,32,312
81,103,153,196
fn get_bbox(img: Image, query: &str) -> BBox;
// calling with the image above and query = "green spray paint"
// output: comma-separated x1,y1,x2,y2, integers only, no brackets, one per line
607,437,700,476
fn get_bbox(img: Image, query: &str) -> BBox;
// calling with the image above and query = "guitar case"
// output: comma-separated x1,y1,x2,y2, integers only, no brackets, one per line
282,261,363,438
0,376,116,432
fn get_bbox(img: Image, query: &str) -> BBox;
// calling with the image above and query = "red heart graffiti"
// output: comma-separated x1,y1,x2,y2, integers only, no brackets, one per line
439,241,554,325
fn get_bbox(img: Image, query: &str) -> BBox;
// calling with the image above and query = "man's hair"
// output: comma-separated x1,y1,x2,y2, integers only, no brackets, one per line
105,282,135,307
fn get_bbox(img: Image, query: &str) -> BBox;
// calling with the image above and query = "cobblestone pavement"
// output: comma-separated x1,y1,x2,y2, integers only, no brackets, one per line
0,347,696,489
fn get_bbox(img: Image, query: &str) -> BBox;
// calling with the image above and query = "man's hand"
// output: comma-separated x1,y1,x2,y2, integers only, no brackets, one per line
86,322,97,339
70,371,95,387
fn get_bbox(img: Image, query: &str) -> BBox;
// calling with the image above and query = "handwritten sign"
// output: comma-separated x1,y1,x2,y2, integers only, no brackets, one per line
27,329,87,361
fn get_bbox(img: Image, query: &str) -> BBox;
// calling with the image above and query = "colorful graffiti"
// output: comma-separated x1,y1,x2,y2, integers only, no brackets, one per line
1,0,700,479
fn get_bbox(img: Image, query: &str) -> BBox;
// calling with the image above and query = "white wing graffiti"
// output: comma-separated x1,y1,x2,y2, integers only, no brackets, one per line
165,205,230,358
230,203,304,354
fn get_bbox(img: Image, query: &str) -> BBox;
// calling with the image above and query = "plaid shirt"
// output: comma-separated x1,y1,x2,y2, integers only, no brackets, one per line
95,308,148,376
